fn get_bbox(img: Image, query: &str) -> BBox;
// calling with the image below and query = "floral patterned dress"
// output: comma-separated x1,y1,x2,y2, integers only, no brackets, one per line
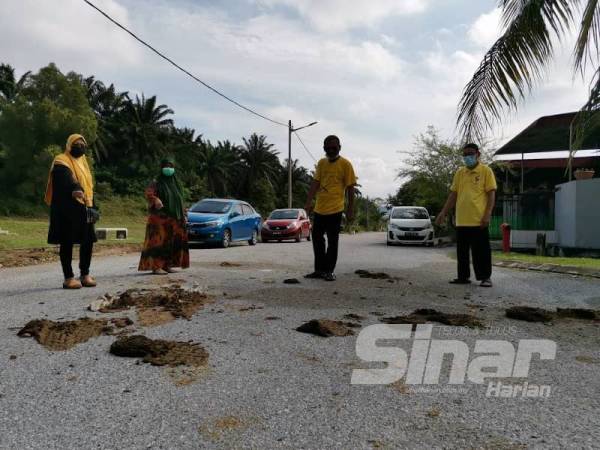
138,182,190,271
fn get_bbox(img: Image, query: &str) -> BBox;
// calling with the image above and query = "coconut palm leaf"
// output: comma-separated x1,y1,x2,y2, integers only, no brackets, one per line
458,0,578,141
570,67,600,157
574,0,600,72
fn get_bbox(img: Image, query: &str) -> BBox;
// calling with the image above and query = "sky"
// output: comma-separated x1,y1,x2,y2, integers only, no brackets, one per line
0,0,591,198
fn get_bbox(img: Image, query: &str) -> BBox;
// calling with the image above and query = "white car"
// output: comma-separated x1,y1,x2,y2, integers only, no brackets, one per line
387,206,435,246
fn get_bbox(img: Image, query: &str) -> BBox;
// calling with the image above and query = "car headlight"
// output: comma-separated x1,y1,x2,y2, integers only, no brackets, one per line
390,223,400,230
287,222,298,229
203,220,222,228
262,222,270,229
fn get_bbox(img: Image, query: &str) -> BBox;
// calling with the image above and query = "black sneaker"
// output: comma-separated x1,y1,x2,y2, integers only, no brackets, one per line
304,271,325,279
449,278,471,284
324,272,336,281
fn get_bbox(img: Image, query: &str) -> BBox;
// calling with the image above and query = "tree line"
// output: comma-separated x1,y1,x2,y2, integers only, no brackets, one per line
0,62,313,216
0,62,383,230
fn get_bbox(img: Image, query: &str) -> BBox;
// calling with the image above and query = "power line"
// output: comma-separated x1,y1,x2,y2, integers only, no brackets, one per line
82,0,288,127
294,131,317,163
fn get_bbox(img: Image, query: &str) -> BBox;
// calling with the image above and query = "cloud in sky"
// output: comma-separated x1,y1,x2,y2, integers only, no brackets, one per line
1,0,143,70
256,0,430,33
468,7,502,48
0,0,591,198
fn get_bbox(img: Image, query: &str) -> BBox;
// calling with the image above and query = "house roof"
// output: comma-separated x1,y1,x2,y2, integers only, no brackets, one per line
495,112,600,155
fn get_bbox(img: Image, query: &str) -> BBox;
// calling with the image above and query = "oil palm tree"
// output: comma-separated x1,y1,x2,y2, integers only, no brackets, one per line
278,158,312,207
238,133,280,196
0,63,30,103
457,0,600,154
120,94,174,161
82,76,129,160
198,140,239,197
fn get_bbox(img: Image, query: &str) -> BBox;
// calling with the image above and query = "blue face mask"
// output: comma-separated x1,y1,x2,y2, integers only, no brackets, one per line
463,155,478,168
162,167,175,177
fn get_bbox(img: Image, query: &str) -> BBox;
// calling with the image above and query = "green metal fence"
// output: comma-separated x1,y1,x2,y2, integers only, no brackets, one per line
489,215,555,239
489,193,555,239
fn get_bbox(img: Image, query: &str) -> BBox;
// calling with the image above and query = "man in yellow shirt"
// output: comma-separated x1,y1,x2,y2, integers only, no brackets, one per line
436,143,497,287
304,135,357,281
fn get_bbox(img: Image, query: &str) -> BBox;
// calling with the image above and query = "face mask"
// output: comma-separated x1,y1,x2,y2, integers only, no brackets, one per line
463,155,478,168
71,146,85,158
162,167,175,177
325,149,340,161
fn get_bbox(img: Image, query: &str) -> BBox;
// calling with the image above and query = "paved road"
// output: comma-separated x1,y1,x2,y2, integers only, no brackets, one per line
1,233,599,449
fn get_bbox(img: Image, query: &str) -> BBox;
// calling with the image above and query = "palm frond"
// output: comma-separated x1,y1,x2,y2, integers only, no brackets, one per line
501,0,576,33
458,0,577,141
574,0,600,72
569,67,600,165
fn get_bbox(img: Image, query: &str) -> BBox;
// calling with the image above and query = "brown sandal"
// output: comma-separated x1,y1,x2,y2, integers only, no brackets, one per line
80,275,97,287
63,278,82,289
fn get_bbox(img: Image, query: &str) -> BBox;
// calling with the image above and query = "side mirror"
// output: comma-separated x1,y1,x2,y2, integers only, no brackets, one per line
230,211,240,218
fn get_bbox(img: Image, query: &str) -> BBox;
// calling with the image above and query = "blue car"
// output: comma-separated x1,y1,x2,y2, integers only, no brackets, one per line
187,198,262,248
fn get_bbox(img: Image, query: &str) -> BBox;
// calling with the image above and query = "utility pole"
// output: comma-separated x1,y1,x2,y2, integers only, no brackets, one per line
365,196,369,230
287,120,319,208
288,120,293,208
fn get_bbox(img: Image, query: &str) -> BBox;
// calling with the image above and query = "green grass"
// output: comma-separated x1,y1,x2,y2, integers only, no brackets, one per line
0,196,147,251
0,216,147,251
493,252,600,270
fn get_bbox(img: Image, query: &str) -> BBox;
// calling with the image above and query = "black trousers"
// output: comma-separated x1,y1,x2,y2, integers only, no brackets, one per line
456,226,492,281
60,238,94,279
312,212,343,273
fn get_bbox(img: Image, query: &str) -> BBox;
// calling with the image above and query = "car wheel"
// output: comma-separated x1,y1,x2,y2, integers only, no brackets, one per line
221,229,231,248
249,229,258,246
295,232,302,243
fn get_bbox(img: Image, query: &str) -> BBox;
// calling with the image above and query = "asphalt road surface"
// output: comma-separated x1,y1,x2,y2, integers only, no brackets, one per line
1,233,599,449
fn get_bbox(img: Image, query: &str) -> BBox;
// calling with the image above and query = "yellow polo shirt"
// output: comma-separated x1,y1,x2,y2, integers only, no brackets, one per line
314,157,357,215
450,163,497,226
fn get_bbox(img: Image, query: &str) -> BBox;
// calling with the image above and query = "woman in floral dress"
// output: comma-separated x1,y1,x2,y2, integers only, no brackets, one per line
138,158,190,274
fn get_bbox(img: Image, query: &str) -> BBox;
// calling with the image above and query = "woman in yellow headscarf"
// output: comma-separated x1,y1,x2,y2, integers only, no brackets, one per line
45,134,98,289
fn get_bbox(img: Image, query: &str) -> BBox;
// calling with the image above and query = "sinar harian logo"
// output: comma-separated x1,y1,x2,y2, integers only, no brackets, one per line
351,324,556,398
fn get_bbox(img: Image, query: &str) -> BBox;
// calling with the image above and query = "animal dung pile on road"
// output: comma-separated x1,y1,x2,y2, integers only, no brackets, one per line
94,286,212,327
296,319,357,337
110,335,209,367
506,306,600,323
343,313,366,321
17,317,130,351
355,269,392,280
283,278,301,284
110,317,134,328
220,261,242,267
380,308,484,328
505,306,554,323
555,308,599,320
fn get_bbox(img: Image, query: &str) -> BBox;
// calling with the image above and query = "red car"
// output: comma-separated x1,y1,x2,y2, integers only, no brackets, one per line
261,208,312,242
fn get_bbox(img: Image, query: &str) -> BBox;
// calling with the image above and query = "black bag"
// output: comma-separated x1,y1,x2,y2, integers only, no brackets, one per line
86,207,100,224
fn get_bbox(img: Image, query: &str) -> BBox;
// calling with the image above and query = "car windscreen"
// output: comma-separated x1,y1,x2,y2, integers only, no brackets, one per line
191,200,232,214
391,208,429,219
269,210,299,220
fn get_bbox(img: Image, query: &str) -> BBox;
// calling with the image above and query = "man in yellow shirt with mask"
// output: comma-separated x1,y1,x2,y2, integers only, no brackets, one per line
436,143,497,287
304,135,357,282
